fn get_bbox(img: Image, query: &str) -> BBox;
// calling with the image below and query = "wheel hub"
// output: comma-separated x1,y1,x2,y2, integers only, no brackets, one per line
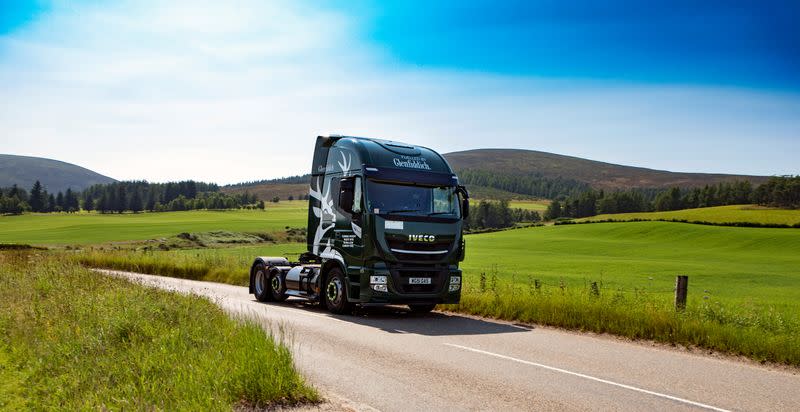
327,278,342,305
254,270,265,295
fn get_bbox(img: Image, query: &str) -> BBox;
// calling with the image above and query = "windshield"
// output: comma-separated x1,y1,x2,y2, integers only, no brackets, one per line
366,181,460,218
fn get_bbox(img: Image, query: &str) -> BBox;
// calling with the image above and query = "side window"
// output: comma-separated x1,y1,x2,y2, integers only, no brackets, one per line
353,176,362,214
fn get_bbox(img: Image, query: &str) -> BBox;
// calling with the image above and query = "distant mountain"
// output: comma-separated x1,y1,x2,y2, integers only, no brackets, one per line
0,154,116,193
444,149,770,191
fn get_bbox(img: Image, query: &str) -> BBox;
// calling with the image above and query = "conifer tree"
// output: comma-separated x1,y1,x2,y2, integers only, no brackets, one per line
115,185,127,213
55,192,65,212
29,181,45,212
46,193,56,212
83,194,95,212
129,189,143,213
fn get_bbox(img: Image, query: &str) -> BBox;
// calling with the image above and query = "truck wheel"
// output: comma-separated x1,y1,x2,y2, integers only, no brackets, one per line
268,268,288,302
253,263,272,302
323,267,353,315
409,304,437,314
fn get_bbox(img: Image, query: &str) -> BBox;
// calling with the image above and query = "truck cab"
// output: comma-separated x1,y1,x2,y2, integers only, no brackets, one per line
249,135,469,314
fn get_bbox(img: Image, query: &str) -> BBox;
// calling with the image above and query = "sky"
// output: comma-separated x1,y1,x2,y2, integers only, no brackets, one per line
0,0,798,184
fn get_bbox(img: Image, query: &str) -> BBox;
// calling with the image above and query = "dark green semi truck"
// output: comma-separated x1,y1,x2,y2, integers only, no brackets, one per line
249,135,469,314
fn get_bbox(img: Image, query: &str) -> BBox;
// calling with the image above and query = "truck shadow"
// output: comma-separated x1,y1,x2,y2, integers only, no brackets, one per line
273,298,533,337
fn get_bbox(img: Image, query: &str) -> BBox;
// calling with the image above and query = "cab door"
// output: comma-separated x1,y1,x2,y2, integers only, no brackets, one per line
335,175,365,264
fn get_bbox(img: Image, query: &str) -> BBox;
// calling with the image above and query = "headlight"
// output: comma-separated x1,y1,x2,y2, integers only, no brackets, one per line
372,284,388,292
449,276,461,292
370,275,387,284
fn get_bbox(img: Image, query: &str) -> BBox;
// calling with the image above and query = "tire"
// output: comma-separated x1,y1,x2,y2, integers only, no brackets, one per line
268,268,288,302
408,304,437,314
323,267,353,314
253,263,272,302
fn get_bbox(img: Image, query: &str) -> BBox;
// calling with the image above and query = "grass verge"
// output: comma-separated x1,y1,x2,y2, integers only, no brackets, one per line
0,251,318,410
444,282,799,365
74,249,249,285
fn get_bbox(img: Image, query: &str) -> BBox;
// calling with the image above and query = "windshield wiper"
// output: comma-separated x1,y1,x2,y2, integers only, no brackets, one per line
427,211,454,216
384,209,421,214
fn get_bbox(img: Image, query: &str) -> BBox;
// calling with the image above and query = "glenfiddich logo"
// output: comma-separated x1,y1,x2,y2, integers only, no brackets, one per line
393,155,431,170
408,234,436,242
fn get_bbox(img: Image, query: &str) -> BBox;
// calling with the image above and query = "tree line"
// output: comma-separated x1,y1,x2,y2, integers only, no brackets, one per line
754,176,800,208
0,182,81,214
225,174,311,188
458,169,590,200
545,177,800,219
465,199,541,231
0,180,262,214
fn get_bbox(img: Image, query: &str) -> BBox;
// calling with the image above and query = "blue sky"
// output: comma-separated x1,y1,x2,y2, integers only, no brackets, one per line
363,1,799,89
0,0,798,183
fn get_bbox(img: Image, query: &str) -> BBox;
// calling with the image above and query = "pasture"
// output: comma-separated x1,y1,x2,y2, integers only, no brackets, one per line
508,199,550,211
8,203,798,310
83,221,800,309
462,221,800,309
0,201,308,245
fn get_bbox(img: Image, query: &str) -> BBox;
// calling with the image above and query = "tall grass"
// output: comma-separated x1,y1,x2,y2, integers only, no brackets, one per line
72,248,800,366
444,278,800,365
74,249,250,285
0,252,318,409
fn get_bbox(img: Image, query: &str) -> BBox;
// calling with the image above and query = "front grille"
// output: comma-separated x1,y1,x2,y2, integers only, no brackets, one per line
385,238,453,261
389,265,448,294
386,239,451,251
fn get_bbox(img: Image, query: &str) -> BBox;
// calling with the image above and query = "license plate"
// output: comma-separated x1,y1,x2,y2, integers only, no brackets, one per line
409,277,431,285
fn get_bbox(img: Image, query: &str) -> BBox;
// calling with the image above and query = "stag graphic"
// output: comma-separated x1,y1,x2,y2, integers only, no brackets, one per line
309,176,336,255
338,151,352,177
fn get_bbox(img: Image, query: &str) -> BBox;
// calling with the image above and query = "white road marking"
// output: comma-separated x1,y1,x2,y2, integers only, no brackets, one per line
444,343,730,412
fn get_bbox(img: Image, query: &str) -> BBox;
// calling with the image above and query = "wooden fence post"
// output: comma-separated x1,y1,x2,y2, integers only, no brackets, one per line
675,275,688,311
590,281,600,297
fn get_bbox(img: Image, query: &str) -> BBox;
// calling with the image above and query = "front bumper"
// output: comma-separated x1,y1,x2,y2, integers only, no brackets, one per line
355,265,462,304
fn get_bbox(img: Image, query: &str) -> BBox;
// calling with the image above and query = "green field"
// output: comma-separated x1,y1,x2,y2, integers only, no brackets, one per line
6,205,800,364
8,204,798,310
0,252,317,409
463,222,800,308
0,202,308,245
583,204,800,226
84,221,800,309
509,200,550,211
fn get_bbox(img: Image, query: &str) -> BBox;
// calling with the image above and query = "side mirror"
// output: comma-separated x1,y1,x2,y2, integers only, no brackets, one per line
339,177,355,214
457,185,470,219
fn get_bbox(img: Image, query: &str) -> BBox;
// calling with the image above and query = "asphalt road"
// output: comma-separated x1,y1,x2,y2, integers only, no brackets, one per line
100,270,799,412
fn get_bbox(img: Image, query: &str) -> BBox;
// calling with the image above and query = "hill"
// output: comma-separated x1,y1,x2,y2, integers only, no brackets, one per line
0,154,116,193
223,148,772,200
444,149,770,190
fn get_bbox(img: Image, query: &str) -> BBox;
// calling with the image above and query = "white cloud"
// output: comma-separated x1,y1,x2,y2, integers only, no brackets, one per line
1,0,798,183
